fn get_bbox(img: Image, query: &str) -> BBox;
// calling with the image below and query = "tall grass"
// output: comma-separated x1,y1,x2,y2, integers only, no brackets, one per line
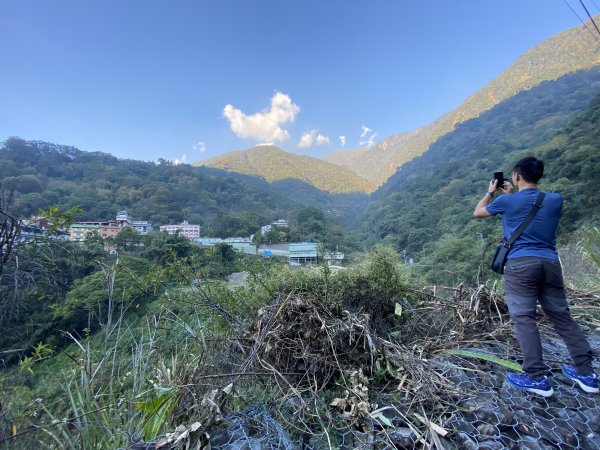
6,287,214,449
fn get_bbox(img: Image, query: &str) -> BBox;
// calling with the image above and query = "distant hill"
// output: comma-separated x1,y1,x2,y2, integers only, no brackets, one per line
195,145,376,194
0,139,371,237
0,139,312,235
325,14,600,186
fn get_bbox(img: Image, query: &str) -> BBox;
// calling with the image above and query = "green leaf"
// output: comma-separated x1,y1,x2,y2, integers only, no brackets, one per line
394,302,403,317
370,411,393,427
135,387,179,440
446,349,523,371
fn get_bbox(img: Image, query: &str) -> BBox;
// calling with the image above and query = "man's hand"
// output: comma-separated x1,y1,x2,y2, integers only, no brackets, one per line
499,180,514,194
474,179,498,218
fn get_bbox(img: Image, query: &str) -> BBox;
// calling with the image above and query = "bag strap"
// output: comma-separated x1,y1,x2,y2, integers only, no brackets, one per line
504,191,546,248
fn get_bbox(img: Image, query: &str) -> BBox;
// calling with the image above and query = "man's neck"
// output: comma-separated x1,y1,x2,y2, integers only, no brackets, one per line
517,181,538,191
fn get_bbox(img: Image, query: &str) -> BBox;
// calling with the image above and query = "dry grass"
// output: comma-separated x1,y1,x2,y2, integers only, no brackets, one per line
126,281,600,449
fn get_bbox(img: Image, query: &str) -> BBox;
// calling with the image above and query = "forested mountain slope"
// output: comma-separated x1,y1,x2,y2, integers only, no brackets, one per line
325,15,600,186
196,145,376,194
0,139,367,236
360,68,600,283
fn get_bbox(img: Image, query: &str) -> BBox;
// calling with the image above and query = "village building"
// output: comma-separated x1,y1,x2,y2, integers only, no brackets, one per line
69,211,152,242
195,237,256,255
116,211,153,235
260,219,289,235
69,223,100,242
159,221,200,239
289,242,318,265
257,242,319,265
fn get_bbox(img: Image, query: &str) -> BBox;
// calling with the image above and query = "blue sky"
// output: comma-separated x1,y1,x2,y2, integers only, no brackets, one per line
0,1,596,163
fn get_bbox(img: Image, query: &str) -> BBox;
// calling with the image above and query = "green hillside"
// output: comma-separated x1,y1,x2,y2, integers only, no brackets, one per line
361,68,600,285
0,139,309,236
0,138,370,250
325,14,600,186
196,145,376,194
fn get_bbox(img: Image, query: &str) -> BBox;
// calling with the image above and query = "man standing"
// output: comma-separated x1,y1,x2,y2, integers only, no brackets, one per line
473,156,597,397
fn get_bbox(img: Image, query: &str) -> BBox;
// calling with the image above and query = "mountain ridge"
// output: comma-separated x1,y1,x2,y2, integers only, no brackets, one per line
324,14,600,186
195,145,376,194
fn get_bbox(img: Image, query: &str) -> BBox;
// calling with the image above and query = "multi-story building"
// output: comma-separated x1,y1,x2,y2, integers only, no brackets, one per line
69,224,100,242
131,221,152,235
99,224,121,239
116,211,153,235
159,221,200,239
69,211,152,242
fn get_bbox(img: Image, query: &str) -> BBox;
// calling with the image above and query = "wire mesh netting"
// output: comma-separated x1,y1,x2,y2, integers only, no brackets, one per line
36,285,599,450
198,290,600,450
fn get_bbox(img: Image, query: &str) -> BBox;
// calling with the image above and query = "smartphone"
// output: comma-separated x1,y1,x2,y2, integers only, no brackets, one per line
493,172,504,190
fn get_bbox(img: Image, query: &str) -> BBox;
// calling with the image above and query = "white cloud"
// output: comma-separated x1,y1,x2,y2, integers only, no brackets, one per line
297,130,330,148
359,125,377,147
366,132,377,147
192,141,206,152
316,134,329,145
339,136,346,147
174,153,187,165
223,92,300,143
298,132,313,148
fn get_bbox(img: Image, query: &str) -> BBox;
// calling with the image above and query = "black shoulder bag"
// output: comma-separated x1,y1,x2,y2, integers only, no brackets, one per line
490,191,545,274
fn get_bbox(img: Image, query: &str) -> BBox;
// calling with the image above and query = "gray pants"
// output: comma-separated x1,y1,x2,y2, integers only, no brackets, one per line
504,256,594,379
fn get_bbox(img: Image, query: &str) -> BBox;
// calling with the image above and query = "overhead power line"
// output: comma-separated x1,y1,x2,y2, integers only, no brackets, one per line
578,0,600,37
561,0,600,42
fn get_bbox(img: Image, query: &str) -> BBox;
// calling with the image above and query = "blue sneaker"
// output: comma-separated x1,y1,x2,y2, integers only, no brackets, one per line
562,364,599,393
506,372,554,397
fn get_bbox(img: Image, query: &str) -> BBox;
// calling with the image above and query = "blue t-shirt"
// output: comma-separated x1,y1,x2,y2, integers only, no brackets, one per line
485,188,560,260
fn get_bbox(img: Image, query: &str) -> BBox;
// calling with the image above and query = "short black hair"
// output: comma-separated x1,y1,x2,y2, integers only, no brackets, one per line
513,156,544,183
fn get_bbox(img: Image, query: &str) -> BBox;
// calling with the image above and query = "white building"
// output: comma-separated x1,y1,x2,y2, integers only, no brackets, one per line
116,211,153,235
260,219,288,235
272,219,288,228
159,221,200,239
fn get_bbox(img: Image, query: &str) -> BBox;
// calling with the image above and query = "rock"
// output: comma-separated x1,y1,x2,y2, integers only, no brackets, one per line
513,435,556,450
447,418,478,435
555,409,589,434
579,432,600,450
453,431,478,450
476,423,498,436
387,427,415,448
477,440,505,449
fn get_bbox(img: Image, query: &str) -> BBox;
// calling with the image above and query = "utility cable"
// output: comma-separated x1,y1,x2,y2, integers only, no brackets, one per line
578,0,600,37
561,0,600,42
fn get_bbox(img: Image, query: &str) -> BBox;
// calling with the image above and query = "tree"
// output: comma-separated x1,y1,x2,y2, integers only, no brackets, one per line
0,204,106,361
114,227,142,252
142,232,195,265
421,234,485,285
296,207,327,241
0,187,20,329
